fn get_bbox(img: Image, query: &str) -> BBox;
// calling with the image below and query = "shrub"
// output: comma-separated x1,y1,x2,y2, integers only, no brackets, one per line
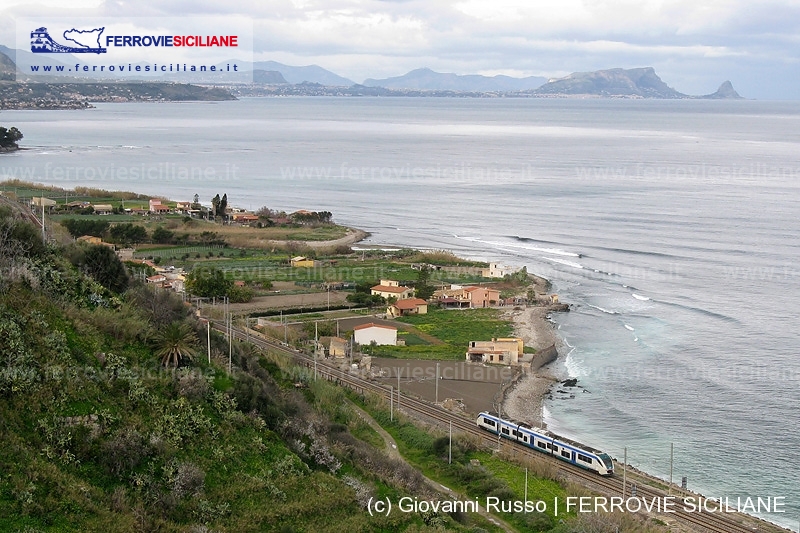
175,369,210,401
102,427,150,475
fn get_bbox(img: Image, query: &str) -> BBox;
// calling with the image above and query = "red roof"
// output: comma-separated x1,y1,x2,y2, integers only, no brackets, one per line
371,284,411,293
394,298,427,310
353,322,397,331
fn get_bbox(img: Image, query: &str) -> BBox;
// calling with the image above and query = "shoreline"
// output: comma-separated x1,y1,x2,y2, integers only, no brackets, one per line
501,305,565,428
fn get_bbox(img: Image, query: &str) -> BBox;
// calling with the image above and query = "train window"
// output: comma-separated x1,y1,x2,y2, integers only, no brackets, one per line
561,450,571,459
537,441,547,449
501,428,509,435
483,417,495,427
522,436,528,442
578,453,592,463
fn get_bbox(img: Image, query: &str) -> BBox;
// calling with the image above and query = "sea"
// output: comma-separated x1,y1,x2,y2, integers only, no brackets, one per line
2,97,799,529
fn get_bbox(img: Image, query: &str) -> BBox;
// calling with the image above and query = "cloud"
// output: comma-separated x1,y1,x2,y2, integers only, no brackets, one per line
1,0,798,97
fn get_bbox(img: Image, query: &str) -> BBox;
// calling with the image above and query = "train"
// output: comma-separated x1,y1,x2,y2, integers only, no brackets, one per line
476,411,614,476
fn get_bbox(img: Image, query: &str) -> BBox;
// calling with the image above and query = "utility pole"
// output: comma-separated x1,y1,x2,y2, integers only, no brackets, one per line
448,420,452,464
669,442,674,495
435,362,440,403
314,321,318,381
227,298,232,374
206,319,211,364
622,447,627,498
524,467,528,503
397,368,401,413
390,385,393,422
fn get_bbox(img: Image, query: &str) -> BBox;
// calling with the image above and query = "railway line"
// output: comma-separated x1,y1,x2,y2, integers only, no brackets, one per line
215,321,789,533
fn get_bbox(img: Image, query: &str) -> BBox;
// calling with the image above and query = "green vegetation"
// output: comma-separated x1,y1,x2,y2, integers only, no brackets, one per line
184,266,234,298
371,308,514,360
0,126,23,148
0,207,478,532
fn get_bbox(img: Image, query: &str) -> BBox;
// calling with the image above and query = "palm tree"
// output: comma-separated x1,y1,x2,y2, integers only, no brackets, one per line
155,322,198,367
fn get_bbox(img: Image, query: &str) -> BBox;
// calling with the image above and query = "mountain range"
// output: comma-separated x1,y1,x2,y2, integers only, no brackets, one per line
252,60,355,86
0,43,742,99
363,67,547,92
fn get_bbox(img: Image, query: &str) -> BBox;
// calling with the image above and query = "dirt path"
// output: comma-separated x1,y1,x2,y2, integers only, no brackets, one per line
348,401,515,532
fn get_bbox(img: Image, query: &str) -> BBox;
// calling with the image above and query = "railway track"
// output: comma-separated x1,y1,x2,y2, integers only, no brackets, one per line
216,322,789,533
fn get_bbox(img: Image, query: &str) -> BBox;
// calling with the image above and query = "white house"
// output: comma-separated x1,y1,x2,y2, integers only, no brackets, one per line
353,323,397,346
482,262,515,278
466,338,524,365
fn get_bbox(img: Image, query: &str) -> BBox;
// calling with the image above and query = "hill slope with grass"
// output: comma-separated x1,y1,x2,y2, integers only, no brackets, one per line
0,203,466,532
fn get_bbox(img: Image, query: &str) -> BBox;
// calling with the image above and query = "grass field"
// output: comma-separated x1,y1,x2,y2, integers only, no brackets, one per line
370,308,514,360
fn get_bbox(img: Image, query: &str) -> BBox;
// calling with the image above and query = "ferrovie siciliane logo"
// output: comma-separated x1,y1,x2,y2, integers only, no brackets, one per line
30,25,240,54
31,27,108,54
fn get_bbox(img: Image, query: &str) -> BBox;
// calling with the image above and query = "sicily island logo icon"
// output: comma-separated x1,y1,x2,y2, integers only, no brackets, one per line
30,26,107,54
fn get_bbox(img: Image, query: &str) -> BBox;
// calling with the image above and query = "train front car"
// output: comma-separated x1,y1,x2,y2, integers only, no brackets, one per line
597,453,614,476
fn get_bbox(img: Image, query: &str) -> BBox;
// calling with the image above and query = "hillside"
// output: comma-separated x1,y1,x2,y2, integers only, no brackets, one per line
252,69,288,84
0,51,15,81
364,68,547,92
0,203,451,532
253,60,355,86
0,49,235,109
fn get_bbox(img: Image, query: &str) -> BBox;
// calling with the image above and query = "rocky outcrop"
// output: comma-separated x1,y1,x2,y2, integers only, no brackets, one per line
532,67,686,98
701,80,743,99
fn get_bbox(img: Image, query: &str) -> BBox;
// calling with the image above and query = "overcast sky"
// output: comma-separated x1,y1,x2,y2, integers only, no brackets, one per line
2,0,799,99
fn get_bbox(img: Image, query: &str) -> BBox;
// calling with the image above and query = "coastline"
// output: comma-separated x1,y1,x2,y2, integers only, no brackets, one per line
502,305,564,428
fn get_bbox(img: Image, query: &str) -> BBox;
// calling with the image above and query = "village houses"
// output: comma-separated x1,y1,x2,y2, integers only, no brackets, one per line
433,284,501,308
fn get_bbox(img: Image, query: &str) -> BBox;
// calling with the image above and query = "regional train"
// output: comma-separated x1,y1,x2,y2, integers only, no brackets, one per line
476,412,614,476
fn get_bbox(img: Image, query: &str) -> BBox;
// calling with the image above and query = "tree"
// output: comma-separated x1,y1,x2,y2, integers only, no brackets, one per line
154,321,197,367
61,219,110,238
526,288,536,306
152,226,175,244
346,292,385,309
219,194,228,220
227,284,253,303
77,244,130,294
109,223,148,245
0,126,23,148
211,194,220,219
184,266,232,298
255,206,273,220
414,265,435,300
127,284,188,325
